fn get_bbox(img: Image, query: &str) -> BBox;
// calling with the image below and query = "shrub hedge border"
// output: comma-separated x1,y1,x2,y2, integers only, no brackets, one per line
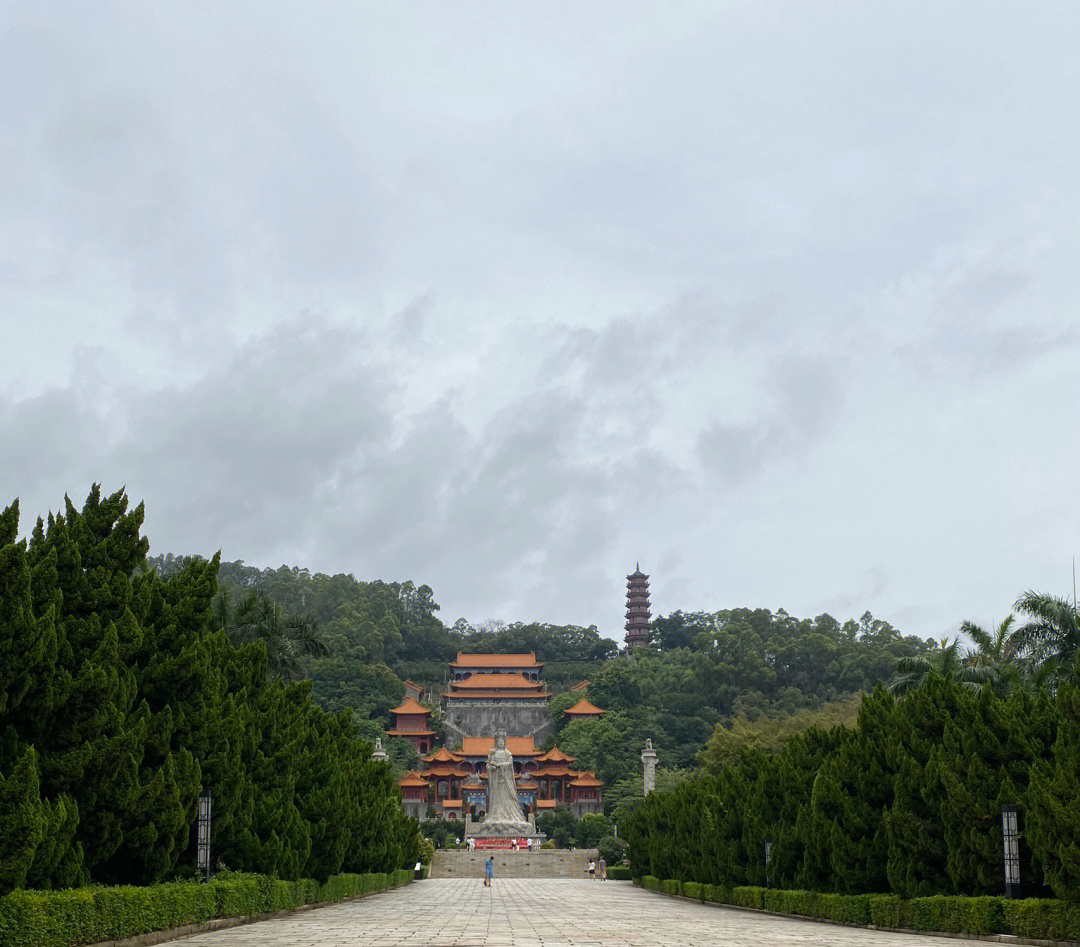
634,877,1080,945
0,869,414,947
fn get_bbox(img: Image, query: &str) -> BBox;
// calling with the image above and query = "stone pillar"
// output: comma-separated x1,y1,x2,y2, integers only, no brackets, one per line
641,739,658,796
371,737,389,763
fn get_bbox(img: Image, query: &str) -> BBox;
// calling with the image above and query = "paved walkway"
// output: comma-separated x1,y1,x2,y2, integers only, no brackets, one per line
177,879,989,946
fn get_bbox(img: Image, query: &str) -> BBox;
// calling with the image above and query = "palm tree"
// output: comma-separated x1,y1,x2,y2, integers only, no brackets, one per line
219,590,328,679
959,614,1020,694
1007,590,1080,688
889,636,965,694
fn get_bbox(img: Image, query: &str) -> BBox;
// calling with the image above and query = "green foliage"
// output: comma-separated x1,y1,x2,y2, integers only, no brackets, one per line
0,488,418,892
597,835,626,865
642,880,1080,941
0,871,412,947
623,673,1080,901
697,698,862,772
607,865,632,880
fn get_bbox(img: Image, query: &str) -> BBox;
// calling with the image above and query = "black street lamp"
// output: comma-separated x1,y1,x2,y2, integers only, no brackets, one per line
196,790,213,882
764,838,772,889
1001,803,1019,898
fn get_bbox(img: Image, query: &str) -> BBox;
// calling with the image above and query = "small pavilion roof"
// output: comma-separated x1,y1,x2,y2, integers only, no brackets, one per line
451,652,541,668
570,771,603,787
460,736,539,757
425,764,472,778
423,746,464,763
569,680,589,692
533,765,575,778
388,697,431,716
516,780,539,790
537,746,577,763
563,698,606,717
398,771,431,788
450,672,544,690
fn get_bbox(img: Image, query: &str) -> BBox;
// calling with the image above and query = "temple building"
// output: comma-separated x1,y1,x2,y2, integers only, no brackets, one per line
624,564,651,649
562,697,606,722
387,697,435,754
442,652,553,747
397,653,604,820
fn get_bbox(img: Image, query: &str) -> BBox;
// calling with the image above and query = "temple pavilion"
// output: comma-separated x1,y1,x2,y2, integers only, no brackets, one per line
394,653,605,820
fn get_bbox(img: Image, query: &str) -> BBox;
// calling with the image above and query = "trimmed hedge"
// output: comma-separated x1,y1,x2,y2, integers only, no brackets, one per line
0,870,414,947
636,880,1080,941
607,866,633,881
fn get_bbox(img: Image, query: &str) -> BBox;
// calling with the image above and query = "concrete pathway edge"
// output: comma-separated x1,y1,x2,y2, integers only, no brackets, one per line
81,887,401,947
642,887,1080,947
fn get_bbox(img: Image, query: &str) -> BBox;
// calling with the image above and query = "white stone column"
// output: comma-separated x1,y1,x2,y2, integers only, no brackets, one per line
641,739,658,796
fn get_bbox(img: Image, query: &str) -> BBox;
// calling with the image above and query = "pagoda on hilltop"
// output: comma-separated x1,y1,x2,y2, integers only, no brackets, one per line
624,563,651,649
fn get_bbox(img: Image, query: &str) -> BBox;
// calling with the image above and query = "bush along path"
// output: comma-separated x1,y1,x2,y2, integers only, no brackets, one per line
0,869,414,947
634,876,1080,943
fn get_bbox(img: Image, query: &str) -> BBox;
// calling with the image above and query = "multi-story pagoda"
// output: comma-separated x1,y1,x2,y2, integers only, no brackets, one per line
624,563,651,649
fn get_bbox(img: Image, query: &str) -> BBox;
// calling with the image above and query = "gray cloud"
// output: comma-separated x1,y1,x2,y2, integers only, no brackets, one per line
3,1,1080,640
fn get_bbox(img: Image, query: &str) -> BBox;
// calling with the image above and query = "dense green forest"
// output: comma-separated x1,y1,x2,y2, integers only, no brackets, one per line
624,593,1080,900
149,554,933,796
0,489,418,896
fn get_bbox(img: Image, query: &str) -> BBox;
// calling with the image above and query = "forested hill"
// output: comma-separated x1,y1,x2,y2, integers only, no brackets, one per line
148,555,932,785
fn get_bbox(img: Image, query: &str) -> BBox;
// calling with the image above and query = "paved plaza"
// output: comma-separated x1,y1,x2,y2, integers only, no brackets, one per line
177,878,992,947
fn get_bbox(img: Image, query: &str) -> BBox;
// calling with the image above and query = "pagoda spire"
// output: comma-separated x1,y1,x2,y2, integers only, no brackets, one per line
624,564,651,649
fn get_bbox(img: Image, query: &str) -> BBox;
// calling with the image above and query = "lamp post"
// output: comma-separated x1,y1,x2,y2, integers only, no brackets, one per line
196,790,212,882
1001,804,1019,898
764,838,772,889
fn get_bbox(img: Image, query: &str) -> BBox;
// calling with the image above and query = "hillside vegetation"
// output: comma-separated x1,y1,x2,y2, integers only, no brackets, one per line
150,554,932,789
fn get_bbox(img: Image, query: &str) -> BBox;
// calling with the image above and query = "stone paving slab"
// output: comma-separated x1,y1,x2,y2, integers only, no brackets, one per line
176,879,992,947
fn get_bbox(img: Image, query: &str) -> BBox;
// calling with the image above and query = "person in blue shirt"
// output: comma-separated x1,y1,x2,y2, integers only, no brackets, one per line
484,856,494,887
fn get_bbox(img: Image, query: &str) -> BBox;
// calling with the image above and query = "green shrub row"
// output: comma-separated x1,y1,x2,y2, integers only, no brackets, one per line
0,870,413,947
606,866,633,881
633,879,1080,941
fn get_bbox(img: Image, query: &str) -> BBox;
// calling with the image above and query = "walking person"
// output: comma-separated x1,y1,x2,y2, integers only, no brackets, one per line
587,857,596,880
484,855,494,887
598,856,607,881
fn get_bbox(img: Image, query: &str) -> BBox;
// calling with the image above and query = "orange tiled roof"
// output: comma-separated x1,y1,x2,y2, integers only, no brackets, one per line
450,673,544,690
563,698,606,716
537,746,577,763
441,799,463,807
536,799,557,808
460,736,539,757
517,780,539,789
389,697,431,716
570,680,589,692
398,771,431,788
425,765,473,778
387,728,435,737
423,747,464,763
533,766,575,777
570,771,603,787
445,690,550,700
451,652,541,668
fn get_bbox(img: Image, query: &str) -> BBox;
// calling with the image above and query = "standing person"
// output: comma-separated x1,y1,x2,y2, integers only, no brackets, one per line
484,855,494,887
598,856,607,881
587,857,596,880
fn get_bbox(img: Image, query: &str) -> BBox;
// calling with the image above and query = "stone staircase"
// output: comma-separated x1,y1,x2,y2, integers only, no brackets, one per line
428,849,599,879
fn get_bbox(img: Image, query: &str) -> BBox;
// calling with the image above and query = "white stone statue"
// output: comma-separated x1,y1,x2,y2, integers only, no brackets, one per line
472,729,541,839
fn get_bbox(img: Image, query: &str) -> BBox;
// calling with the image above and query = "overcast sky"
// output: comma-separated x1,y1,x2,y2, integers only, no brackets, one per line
3,2,1079,642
